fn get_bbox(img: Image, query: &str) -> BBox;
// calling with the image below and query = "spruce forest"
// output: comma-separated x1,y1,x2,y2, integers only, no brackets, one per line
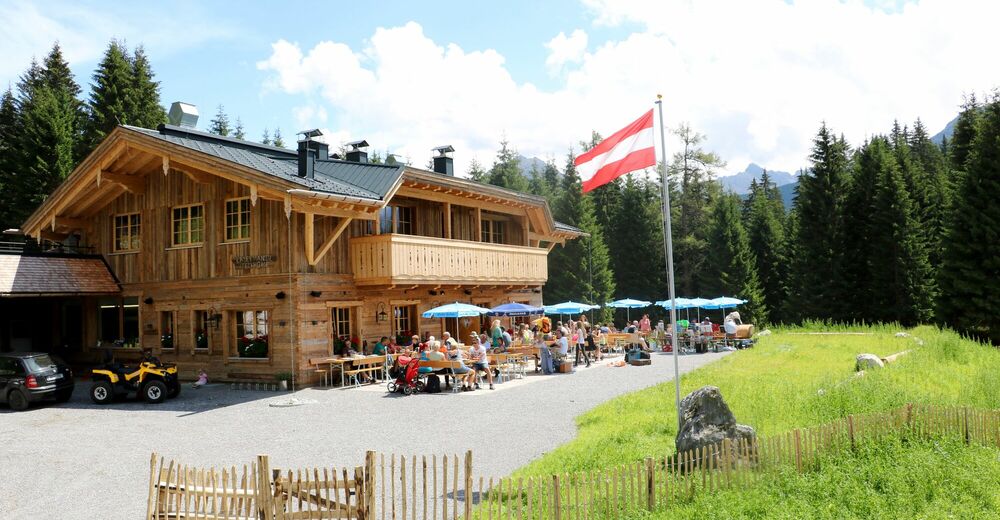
1,42,998,343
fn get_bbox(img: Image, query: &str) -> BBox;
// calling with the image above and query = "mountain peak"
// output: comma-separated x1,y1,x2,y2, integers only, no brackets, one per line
720,165,797,194
744,163,765,176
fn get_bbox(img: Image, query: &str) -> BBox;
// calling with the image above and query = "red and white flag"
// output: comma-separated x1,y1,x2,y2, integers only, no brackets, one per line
575,109,656,192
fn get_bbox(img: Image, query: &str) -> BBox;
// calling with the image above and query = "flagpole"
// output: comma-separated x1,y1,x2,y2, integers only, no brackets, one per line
655,95,683,428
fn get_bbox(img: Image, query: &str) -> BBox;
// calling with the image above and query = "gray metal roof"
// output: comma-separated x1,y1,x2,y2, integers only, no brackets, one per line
554,221,585,235
121,124,402,201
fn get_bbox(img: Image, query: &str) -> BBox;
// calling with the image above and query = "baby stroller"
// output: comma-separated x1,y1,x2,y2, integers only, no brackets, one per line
386,355,424,395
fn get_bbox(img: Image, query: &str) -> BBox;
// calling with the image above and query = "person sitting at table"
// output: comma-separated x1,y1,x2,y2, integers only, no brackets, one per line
372,336,388,356
624,321,638,333
468,338,494,390
556,329,570,357
537,333,554,374
450,340,474,391
442,331,458,348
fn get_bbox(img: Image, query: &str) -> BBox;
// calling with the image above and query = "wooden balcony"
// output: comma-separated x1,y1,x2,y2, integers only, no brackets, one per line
350,234,548,286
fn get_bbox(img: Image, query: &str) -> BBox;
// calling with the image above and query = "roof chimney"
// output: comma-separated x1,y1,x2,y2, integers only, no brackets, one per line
346,140,369,163
168,102,199,128
432,145,455,176
296,129,325,179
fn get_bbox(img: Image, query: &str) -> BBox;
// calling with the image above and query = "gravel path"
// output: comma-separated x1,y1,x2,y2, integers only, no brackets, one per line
0,351,728,519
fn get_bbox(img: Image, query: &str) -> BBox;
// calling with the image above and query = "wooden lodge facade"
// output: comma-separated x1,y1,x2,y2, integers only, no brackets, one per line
17,123,582,384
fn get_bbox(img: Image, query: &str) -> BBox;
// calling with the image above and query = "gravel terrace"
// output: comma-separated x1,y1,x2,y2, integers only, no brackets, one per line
0,351,729,519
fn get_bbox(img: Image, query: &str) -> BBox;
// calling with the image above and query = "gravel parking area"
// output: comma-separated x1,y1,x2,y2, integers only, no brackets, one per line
0,351,729,519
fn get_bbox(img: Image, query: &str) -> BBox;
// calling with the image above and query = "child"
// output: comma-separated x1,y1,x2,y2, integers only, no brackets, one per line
192,369,208,389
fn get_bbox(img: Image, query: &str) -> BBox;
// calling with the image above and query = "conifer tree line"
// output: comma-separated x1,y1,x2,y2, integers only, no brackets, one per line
479,91,1000,342
0,41,270,232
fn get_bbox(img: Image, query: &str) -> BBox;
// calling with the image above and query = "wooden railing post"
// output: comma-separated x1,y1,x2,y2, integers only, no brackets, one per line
964,407,970,445
145,453,159,520
365,451,376,519
355,465,367,520
552,474,561,520
256,455,274,520
793,430,802,473
847,415,856,449
464,450,473,519
645,457,655,511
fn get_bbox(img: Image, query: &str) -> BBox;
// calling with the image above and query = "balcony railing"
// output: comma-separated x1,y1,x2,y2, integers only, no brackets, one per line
350,234,548,286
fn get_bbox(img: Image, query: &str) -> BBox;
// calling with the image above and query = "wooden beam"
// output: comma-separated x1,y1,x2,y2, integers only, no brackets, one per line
474,207,482,242
444,202,452,239
179,167,213,184
304,213,316,266
52,216,85,231
394,186,529,216
288,199,377,220
311,217,353,266
522,216,529,246
547,242,558,253
101,171,145,194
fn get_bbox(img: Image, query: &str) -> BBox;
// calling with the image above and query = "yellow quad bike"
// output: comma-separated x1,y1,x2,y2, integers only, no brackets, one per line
90,350,180,404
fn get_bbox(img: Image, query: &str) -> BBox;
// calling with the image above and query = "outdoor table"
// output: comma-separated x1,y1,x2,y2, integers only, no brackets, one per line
324,355,375,387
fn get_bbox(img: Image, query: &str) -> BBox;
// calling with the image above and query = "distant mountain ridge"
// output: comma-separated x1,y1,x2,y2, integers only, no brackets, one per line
719,163,797,194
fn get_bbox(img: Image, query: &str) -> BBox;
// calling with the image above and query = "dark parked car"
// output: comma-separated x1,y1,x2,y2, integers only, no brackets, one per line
0,352,74,411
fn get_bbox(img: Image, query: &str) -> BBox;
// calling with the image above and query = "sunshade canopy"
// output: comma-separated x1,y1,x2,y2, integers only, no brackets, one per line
421,302,491,318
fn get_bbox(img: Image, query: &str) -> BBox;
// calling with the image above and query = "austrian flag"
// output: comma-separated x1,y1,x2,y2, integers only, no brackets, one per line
575,109,656,192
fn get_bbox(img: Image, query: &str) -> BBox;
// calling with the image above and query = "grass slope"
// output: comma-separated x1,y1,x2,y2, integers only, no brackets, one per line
513,325,1000,518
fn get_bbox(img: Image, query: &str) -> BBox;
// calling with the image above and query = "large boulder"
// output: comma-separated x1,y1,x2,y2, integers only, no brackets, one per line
675,386,756,459
855,353,884,372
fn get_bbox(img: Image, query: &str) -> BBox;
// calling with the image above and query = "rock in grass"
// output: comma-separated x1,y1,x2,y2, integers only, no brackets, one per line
856,353,885,371
675,386,756,463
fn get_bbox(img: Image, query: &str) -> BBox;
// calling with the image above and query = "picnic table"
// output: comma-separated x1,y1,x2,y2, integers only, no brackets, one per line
324,355,387,387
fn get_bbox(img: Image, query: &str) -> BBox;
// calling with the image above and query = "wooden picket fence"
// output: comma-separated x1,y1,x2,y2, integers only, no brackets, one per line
147,404,1000,519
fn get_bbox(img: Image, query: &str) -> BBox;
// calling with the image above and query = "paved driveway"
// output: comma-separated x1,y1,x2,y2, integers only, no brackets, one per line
0,351,728,519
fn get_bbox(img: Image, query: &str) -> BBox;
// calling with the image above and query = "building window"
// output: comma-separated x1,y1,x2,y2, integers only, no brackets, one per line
193,311,211,351
233,310,268,358
378,206,393,234
392,304,415,342
224,198,251,242
113,213,141,252
160,311,174,350
481,219,506,244
396,206,414,235
98,297,139,347
333,307,353,338
172,204,205,246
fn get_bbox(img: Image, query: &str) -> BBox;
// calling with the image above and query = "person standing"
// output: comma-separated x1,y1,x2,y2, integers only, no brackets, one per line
574,319,590,367
490,319,504,350
639,314,652,333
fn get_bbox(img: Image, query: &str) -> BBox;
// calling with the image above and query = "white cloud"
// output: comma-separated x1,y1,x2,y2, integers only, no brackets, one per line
257,1,999,177
545,29,588,75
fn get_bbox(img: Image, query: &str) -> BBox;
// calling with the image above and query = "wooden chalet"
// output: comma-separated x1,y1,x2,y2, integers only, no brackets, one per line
17,120,583,383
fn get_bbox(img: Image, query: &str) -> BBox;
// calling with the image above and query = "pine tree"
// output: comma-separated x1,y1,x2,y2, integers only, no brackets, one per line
745,174,788,323
84,40,133,149
545,150,615,321
837,138,881,321
865,136,934,325
668,123,724,297
233,117,246,140
908,119,951,270
608,173,665,322
949,94,980,172
128,45,166,130
209,104,230,136
701,193,767,323
787,123,851,321
487,139,528,192
938,92,1000,342
261,127,272,146
466,158,487,182
0,88,18,230
273,127,285,148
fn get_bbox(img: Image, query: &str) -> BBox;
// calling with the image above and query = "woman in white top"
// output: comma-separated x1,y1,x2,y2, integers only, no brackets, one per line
574,320,589,367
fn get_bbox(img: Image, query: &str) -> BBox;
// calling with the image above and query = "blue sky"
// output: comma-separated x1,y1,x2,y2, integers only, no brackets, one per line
1,0,996,176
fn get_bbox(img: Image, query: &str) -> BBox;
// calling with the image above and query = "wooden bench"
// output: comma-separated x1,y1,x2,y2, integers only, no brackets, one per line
342,355,386,387
308,357,330,387
419,359,467,393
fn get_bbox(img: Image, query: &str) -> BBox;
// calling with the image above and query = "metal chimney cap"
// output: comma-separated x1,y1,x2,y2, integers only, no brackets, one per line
432,145,455,156
346,140,369,150
168,102,199,128
298,128,323,138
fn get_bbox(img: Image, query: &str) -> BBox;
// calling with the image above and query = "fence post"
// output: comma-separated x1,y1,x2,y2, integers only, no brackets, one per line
645,457,655,511
366,451,376,518
464,450,473,519
355,466,367,520
964,407,970,445
145,453,158,520
847,415,855,450
256,455,274,520
552,474,561,520
793,430,802,473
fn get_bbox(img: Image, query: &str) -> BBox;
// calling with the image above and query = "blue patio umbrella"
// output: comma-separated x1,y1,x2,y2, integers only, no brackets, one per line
700,296,747,322
606,298,652,323
421,302,491,319
657,297,696,326
543,301,596,316
487,302,545,317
